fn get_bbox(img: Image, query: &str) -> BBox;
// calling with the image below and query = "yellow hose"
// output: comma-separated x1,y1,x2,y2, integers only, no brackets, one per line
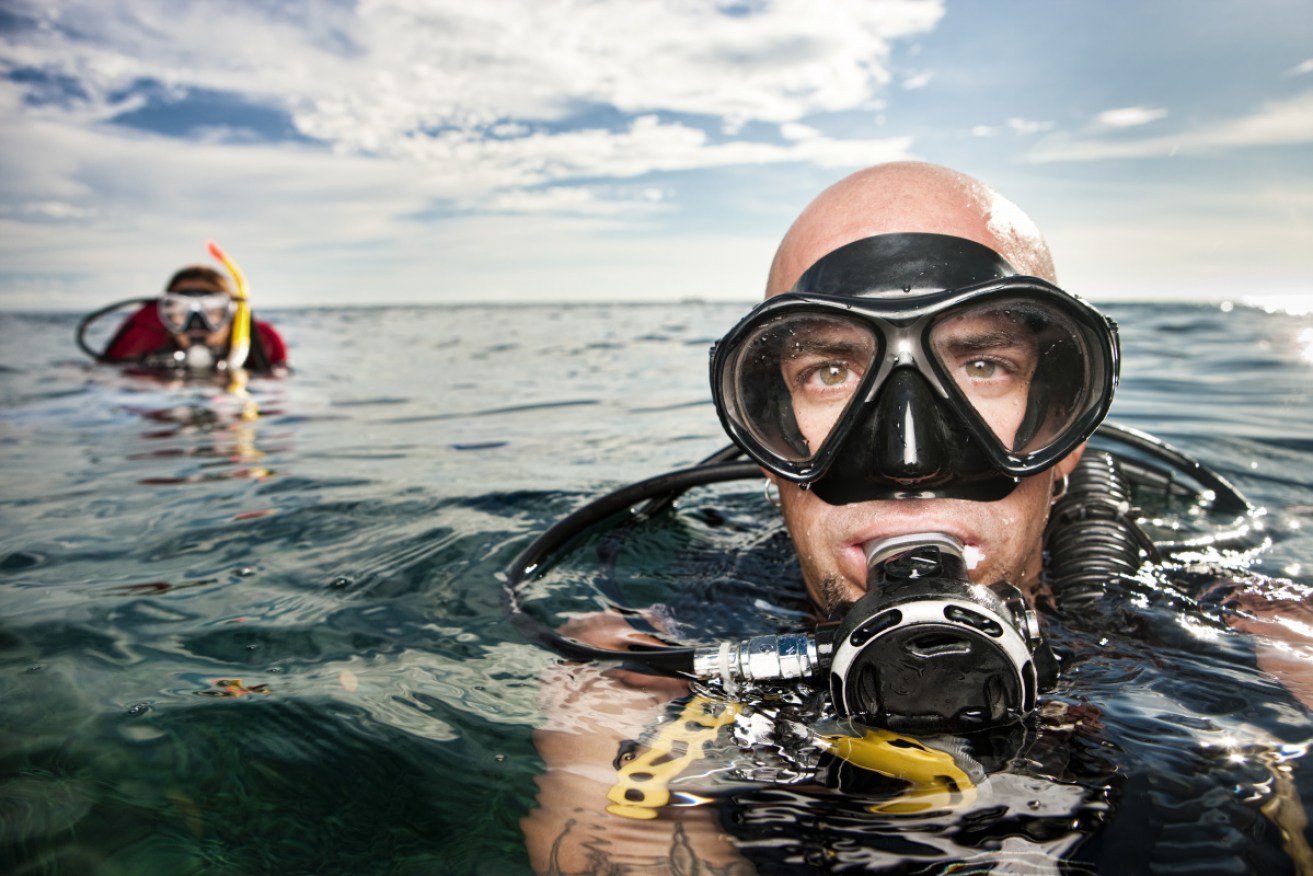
815,726,978,814
605,698,980,820
606,696,741,820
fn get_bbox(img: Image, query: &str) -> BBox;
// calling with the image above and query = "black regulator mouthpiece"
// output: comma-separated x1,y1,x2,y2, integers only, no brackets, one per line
694,533,1046,734
828,533,1042,733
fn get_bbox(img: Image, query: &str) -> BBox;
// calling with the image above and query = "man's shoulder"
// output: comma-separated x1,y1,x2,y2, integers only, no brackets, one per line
103,302,170,361
252,317,288,365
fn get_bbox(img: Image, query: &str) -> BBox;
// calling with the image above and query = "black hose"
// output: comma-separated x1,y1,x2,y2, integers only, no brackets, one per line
1093,422,1252,519
503,459,761,674
1046,451,1158,610
633,443,748,519
75,297,155,361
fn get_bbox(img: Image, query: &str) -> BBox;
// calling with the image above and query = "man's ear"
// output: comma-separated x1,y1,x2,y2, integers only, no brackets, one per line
1053,441,1087,482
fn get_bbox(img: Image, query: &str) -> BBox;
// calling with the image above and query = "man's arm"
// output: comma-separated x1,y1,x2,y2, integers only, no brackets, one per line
1222,579,1313,711
521,614,753,875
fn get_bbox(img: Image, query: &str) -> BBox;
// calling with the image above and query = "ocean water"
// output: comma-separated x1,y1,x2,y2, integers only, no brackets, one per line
1,301,1311,874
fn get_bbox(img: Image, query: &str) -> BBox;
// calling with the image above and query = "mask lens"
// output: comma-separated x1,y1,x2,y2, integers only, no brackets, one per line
158,292,233,333
198,294,234,331
158,295,192,332
929,296,1105,457
720,313,880,464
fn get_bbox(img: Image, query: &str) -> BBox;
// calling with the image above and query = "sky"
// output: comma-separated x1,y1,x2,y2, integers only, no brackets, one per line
1,0,1310,312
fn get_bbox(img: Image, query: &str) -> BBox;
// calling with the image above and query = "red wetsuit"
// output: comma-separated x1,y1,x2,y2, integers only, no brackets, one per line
102,302,288,373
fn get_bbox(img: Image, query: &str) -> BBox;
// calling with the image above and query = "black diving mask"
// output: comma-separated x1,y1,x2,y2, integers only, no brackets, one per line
710,233,1120,502
159,290,234,335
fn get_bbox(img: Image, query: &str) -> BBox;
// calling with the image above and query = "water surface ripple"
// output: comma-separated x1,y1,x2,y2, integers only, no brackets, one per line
1,302,1310,874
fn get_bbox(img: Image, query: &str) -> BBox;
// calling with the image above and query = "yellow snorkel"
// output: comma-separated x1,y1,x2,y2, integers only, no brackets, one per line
207,240,257,417
208,240,250,372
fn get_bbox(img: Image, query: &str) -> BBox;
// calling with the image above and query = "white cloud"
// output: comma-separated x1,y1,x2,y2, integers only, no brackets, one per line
3,92,915,225
18,201,95,220
1026,90,1313,162
476,186,670,217
1288,58,1313,76
338,115,913,191
1006,117,1053,135
901,71,932,90
966,119,1049,137
779,122,821,141
1,0,943,180
1094,106,1168,129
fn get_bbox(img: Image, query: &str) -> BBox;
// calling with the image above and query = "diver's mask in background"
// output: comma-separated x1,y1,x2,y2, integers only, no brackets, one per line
710,233,1120,502
158,289,235,336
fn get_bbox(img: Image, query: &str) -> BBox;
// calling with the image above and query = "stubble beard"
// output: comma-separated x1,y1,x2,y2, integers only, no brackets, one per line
816,573,852,619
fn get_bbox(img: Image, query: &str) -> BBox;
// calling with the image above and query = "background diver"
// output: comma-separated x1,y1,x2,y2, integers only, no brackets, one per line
78,246,288,376
516,161,1313,874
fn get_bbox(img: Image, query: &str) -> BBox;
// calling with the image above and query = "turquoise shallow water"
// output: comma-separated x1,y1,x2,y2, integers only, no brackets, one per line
1,301,1311,874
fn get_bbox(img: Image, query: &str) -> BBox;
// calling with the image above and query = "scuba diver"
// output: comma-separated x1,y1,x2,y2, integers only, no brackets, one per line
516,162,1312,874
78,251,288,376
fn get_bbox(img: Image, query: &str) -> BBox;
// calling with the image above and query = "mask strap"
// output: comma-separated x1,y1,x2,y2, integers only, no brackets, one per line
763,478,781,507
1051,473,1070,503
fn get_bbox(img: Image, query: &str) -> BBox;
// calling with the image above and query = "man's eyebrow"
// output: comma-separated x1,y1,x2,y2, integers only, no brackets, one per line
939,329,1030,352
785,337,869,357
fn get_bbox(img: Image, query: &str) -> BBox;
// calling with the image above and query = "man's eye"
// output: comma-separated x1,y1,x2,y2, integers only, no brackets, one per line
819,364,850,386
965,359,998,379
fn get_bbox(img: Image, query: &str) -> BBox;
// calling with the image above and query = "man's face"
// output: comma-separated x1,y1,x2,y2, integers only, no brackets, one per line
163,281,233,352
768,303,1079,613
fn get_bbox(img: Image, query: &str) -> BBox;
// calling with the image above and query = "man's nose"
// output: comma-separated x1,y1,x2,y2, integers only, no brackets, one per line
868,368,953,485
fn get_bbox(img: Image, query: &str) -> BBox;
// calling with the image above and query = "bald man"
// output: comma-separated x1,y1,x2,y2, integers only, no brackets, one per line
520,161,1121,874
750,161,1093,616
522,161,1313,875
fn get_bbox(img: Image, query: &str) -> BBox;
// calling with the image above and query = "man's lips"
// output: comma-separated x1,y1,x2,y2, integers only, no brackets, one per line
839,523,981,586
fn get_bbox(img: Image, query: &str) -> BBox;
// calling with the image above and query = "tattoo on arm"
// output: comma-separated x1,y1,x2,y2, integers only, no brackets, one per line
545,818,750,876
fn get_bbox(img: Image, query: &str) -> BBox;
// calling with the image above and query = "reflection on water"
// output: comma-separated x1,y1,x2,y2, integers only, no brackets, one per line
1,302,1311,874
128,403,277,486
